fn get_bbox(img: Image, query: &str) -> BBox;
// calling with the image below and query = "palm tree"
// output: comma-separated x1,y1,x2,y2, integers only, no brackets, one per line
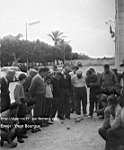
48,30,66,45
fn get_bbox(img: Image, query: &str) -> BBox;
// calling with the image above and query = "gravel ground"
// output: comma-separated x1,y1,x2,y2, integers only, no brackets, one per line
1,116,104,150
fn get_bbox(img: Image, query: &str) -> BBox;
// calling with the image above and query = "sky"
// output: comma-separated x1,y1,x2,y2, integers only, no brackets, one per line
0,0,115,57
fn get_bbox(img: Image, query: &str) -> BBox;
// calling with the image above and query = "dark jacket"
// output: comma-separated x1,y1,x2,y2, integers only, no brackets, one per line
100,71,118,89
23,75,32,93
86,74,100,93
59,74,71,92
29,74,45,97
1,77,11,112
52,77,61,97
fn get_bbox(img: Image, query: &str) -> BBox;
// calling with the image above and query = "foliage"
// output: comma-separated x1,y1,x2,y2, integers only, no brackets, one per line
1,35,72,66
1,34,91,66
48,30,66,45
71,53,90,60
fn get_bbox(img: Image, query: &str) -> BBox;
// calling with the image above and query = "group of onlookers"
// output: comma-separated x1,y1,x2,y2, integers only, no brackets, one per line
96,65,124,150
98,94,124,150
0,63,124,149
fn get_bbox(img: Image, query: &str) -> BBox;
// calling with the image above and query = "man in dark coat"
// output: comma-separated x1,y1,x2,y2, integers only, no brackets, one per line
23,69,37,98
59,67,72,120
29,67,49,119
1,70,15,113
51,72,61,120
23,69,37,106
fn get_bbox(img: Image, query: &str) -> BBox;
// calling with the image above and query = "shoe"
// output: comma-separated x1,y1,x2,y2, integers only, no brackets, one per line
31,128,41,133
17,138,24,143
80,116,84,120
65,116,70,120
48,121,53,125
99,116,104,119
41,122,49,127
21,135,28,139
83,114,88,117
75,117,81,123
88,115,93,118
50,118,54,122
0,139,4,146
8,141,17,148
61,121,64,124
58,116,65,120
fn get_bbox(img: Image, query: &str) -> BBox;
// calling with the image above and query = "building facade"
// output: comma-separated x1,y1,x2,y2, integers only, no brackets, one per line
115,0,124,71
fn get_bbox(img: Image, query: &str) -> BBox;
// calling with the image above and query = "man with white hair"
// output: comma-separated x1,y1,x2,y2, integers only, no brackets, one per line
71,70,87,121
1,70,15,112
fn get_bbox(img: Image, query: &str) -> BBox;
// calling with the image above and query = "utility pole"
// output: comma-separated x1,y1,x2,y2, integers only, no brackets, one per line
25,20,40,70
25,22,28,40
25,20,40,41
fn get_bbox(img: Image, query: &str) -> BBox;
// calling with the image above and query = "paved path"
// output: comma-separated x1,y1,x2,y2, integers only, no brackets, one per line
1,117,104,150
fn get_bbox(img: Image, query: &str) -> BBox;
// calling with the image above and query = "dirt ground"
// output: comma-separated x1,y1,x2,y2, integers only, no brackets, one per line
1,116,104,150
1,83,104,150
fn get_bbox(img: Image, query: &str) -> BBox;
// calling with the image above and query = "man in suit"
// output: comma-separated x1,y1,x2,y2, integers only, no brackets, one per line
1,70,15,113
29,67,49,126
59,67,72,120
51,72,61,120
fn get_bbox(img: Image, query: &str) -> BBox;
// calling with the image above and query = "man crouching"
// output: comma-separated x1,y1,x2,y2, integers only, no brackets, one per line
98,94,124,150
0,102,24,148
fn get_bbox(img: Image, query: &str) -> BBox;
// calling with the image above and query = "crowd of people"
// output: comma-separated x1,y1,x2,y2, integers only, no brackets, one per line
0,63,124,149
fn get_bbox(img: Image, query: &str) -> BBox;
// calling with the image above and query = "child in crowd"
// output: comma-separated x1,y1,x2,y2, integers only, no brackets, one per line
97,94,108,119
14,73,28,140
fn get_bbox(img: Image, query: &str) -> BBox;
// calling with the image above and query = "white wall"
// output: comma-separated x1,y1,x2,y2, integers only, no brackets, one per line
115,0,124,71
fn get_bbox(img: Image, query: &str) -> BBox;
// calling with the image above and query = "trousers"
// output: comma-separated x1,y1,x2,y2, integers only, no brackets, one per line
74,86,87,115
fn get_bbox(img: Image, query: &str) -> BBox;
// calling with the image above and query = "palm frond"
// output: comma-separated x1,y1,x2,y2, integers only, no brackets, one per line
48,30,66,45
48,34,55,41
